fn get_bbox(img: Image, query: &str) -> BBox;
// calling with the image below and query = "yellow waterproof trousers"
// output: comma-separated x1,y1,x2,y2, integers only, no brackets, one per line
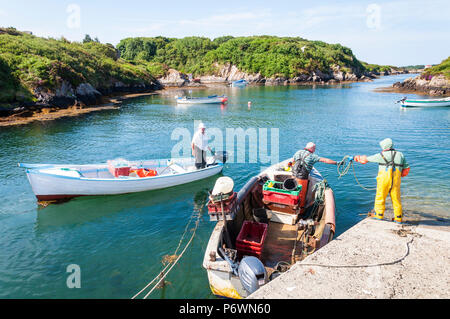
374,168,403,222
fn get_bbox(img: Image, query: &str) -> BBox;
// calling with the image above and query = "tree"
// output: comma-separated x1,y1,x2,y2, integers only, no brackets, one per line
83,34,93,43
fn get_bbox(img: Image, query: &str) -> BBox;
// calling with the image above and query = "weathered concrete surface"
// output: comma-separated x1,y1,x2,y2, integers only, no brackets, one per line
249,216,450,299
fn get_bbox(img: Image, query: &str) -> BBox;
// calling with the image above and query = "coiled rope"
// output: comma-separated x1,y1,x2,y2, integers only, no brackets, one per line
131,201,204,299
337,155,376,191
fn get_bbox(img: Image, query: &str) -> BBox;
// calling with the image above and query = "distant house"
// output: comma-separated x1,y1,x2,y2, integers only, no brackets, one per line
424,65,432,69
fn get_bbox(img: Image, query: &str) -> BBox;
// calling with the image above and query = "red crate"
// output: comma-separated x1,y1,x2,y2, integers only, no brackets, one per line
112,166,130,177
236,221,268,259
262,189,300,206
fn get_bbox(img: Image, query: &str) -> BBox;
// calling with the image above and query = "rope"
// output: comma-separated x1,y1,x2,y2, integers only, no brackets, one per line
131,213,195,299
131,199,204,299
337,156,376,191
142,216,200,299
296,236,414,269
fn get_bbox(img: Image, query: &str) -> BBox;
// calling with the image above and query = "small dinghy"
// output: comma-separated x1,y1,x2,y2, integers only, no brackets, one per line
202,158,336,299
176,95,228,104
231,79,248,87
19,155,226,201
397,96,450,107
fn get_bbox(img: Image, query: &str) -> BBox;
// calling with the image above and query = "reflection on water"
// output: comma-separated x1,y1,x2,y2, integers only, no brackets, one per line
0,74,449,298
35,176,218,232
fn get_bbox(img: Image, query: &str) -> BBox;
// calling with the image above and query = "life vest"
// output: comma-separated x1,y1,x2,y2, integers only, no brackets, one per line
131,168,157,178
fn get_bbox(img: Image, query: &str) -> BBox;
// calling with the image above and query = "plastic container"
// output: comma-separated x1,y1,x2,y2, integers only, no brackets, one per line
283,178,298,191
262,180,302,206
252,208,271,223
113,166,130,177
236,221,268,259
207,192,237,221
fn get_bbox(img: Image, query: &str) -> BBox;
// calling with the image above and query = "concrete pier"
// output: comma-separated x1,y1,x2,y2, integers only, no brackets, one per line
249,215,450,299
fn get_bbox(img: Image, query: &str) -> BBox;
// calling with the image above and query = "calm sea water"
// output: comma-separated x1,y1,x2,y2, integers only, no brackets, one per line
0,74,449,298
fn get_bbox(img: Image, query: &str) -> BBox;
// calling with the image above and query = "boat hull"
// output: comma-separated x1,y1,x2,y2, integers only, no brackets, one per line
401,98,450,107
202,159,336,299
176,95,228,104
23,160,223,200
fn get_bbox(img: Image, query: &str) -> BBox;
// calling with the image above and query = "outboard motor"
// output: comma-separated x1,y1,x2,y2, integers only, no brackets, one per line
213,151,228,164
238,256,268,294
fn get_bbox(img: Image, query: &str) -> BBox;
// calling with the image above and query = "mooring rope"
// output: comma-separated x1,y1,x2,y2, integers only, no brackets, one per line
131,200,204,299
337,155,377,191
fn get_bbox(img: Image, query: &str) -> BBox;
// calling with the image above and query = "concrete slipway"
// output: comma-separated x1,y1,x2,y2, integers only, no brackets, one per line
249,213,450,299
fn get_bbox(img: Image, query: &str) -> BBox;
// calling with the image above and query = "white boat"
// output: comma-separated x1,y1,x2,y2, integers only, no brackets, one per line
397,96,450,107
176,95,228,104
18,157,224,201
202,158,336,299
231,79,248,87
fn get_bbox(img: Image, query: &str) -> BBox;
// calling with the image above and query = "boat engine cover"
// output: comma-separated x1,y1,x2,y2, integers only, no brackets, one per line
212,176,234,196
214,151,228,164
238,256,268,294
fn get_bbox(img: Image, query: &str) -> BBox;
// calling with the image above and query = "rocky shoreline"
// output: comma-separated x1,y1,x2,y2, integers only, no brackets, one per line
157,63,409,87
0,64,411,126
392,74,450,96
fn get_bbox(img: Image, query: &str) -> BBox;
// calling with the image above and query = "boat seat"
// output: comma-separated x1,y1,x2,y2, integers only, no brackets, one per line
170,164,187,174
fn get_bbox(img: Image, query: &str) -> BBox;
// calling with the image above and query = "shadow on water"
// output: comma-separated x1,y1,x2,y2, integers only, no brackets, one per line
35,174,220,231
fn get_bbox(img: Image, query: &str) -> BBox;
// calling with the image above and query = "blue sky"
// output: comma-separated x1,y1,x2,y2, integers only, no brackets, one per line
1,0,449,66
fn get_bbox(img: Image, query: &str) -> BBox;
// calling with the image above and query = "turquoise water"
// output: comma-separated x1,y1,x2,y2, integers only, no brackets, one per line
0,74,449,298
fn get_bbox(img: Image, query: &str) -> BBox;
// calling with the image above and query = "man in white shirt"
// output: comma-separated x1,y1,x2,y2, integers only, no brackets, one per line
191,122,212,169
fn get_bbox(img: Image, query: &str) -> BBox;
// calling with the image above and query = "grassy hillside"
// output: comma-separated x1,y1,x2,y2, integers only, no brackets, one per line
0,27,157,104
423,56,450,79
117,35,369,78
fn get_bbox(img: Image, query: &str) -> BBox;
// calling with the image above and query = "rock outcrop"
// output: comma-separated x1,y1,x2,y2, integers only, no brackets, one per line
157,69,189,87
156,63,372,88
393,74,450,96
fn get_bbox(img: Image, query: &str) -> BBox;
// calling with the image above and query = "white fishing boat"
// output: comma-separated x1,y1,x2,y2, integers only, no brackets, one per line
202,158,336,299
397,96,450,107
19,155,226,201
176,95,228,104
231,79,248,87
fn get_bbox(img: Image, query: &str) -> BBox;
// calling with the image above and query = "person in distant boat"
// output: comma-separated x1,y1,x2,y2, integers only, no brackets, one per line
353,138,410,223
191,122,212,169
292,142,339,212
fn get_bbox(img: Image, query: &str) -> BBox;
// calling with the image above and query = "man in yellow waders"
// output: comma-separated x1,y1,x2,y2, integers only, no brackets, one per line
353,138,410,223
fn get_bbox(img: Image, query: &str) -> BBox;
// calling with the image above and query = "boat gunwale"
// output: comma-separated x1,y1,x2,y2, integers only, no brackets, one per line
202,159,336,299
24,161,223,182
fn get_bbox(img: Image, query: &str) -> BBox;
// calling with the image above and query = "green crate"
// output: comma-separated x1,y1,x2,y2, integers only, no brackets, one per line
262,180,302,195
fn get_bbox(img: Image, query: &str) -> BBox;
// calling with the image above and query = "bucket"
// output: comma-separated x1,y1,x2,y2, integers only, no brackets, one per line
253,208,271,224
283,178,298,191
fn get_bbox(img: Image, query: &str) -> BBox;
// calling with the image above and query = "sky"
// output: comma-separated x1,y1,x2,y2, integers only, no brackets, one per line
1,0,449,66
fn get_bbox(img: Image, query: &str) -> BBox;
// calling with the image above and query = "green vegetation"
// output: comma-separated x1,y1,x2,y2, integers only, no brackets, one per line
0,28,156,105
400,64,425,71
1,28,411,108
361,62,395,74
117,35,368,78
423,56,450,79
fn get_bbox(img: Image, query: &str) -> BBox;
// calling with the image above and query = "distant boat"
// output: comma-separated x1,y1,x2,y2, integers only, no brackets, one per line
176,95,228,104
18,157,225,201
397,96,450,107
231,79,248,87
